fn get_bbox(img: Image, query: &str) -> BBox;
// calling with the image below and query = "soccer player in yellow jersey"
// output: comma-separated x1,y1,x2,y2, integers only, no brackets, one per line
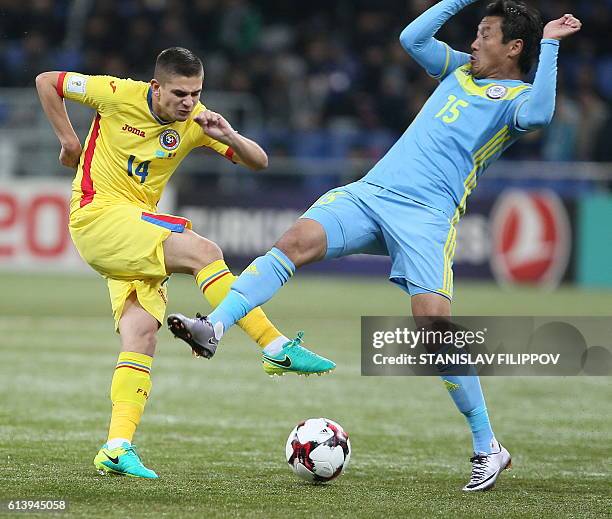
35,47,335,478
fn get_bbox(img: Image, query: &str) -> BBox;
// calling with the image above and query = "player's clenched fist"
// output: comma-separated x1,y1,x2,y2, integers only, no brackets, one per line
59,139,82,169
544,14,582,40
193,109,236,142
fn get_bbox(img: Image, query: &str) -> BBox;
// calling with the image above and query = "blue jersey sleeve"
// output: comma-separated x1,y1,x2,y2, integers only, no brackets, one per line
514,39,560,132
399,0,474,81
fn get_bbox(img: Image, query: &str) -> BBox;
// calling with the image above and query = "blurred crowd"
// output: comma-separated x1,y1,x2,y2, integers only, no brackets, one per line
2,0,612,162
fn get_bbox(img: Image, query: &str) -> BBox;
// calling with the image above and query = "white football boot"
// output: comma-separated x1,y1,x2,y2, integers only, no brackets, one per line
462,439,512,492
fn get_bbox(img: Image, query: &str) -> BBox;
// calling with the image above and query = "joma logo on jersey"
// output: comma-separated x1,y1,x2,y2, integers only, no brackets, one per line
122,123,146,138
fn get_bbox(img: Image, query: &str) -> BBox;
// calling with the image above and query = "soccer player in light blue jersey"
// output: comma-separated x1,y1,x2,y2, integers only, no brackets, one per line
169,1,581,491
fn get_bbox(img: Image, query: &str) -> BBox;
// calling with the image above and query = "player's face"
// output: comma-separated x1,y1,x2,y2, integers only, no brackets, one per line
470,17,515,79
153,74,203,122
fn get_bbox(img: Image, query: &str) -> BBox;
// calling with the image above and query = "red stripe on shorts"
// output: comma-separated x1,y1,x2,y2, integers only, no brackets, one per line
56,71,66,98
80,113,100,207
141,212,189,226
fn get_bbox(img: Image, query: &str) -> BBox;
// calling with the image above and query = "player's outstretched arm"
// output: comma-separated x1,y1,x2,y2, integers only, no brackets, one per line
35,71,82,169
194,109,268,170
515,14,582,131
400,0,476,80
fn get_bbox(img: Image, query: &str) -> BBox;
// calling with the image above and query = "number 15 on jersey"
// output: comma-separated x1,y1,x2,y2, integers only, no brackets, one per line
436,95,469,124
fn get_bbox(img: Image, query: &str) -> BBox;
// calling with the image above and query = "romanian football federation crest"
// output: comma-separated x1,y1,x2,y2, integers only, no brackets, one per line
486,85,508,100
159,129,180,151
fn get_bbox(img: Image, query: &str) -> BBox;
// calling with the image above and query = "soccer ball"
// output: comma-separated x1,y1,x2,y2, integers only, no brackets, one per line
285,418,351,483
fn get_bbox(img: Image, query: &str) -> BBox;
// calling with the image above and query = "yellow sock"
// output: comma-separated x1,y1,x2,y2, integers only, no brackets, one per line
107,352,153,443
196,260,282,348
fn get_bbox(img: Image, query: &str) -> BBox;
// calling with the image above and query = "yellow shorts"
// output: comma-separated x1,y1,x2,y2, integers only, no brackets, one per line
69,202,192,331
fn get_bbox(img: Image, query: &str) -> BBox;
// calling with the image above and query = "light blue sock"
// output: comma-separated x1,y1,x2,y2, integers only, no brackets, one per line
208,247,295,334
442,375,495,454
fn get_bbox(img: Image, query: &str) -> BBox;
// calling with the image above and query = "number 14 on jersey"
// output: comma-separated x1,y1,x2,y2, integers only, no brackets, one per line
127,155,150,183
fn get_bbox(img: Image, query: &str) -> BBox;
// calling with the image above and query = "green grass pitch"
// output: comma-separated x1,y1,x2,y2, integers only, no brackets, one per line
1,273,611,518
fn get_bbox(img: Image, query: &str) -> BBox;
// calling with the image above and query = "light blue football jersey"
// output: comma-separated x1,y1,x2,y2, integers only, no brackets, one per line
363,56,532,221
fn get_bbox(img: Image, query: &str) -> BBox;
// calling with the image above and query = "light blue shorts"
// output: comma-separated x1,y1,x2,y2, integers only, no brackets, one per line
301,180,456,300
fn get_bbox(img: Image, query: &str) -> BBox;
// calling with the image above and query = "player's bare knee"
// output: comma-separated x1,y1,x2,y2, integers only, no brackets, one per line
411,293,451,319
191,237,223,274
141,328,158,352
163,230,223,275
275,222,326,267
120,323,158,355
275,233,309,266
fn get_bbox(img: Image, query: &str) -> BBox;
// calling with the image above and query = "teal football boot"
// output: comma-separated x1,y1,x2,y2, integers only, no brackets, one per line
93,442,158,479
262,332,336,376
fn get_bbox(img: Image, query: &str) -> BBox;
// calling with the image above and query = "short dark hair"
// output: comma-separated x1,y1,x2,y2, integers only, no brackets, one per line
485,0,543,74
154,47,203,82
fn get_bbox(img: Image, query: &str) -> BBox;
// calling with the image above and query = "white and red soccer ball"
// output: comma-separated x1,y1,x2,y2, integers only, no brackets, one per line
286,418,351,483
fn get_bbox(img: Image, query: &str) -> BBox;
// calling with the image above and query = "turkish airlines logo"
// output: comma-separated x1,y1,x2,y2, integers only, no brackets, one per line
490,191,571,287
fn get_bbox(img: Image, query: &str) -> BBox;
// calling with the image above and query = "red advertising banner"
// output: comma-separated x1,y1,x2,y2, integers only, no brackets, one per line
0,180,85,271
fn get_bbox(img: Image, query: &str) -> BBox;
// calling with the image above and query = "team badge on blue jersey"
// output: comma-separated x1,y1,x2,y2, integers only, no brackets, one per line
159,129,180,151
486,85,508,100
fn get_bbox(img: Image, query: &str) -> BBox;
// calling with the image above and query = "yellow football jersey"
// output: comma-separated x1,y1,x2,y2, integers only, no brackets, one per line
58,72,235,213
